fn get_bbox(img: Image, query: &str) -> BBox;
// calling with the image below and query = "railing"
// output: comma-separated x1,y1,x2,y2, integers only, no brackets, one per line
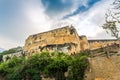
89,44,119,57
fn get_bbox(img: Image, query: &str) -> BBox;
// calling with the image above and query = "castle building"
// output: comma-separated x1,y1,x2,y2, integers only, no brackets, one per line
24,26,89,56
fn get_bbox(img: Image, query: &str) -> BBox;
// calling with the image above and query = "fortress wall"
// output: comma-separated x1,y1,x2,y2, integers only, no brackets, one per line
24,26,119,57
24,26,81,56
88,40,118,50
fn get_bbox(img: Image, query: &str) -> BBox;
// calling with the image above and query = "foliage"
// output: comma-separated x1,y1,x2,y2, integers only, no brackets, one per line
102,0,120,46
1,48,17,55
0,56,25,80
0,54,3,62
44,53,69,80
66,54,88,80
20,52,53,80
0,47,22,62
102,12,119,39
0,52,88,80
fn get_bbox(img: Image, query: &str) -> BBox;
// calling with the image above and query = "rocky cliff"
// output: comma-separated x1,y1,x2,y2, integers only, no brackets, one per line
84,55,120,80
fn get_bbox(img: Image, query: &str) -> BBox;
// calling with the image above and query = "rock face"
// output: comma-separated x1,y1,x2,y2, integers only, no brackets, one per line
24,26,89,57
84,56,120,80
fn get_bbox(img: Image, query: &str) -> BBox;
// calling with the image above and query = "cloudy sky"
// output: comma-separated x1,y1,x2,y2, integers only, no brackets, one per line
0,0,114,50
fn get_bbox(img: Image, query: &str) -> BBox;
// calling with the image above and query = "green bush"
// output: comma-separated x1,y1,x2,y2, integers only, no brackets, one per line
0,56,25,80
0,52,88,80
67,56,88,80
0,47,21,62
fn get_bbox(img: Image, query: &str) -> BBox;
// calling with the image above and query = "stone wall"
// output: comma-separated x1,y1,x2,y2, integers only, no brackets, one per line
24,26,82,57
24,26,118,57
88,39,118,50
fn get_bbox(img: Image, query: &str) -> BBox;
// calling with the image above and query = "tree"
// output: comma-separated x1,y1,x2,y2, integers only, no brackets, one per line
102,0,120,47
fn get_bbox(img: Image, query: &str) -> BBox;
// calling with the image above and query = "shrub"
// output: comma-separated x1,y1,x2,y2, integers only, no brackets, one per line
0,52,89,80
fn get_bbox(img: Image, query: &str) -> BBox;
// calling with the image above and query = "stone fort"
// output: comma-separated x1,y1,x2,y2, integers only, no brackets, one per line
24,26,118,56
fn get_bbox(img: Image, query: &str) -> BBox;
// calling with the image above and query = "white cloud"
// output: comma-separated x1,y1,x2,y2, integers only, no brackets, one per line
22,0,52,31
58,0,114,39
93,30,115,39
0,0,53,49
46,0,89,19
0,35,22,49
0,0,115,49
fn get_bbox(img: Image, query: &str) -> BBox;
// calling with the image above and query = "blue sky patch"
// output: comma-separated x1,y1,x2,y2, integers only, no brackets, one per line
41,0,72,16
63,0,101,19
0,0,22,19
41,0,101,19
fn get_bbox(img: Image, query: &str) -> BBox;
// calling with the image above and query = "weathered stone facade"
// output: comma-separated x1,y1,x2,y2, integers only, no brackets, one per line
24,26,118,57
88,39,118,50
24,26,87,57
